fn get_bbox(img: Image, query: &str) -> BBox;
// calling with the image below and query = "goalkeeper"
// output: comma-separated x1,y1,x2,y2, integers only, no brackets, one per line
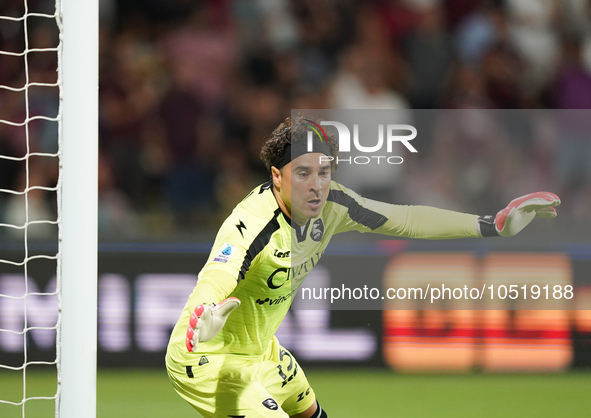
166,116,560,418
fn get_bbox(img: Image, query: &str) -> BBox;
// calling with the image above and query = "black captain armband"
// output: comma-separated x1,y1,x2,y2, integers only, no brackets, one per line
477,215,500,237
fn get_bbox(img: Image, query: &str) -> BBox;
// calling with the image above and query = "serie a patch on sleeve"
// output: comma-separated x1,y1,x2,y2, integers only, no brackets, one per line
213,243,236,263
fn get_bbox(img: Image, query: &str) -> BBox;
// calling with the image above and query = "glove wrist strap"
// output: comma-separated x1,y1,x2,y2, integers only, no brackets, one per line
477,215,500,237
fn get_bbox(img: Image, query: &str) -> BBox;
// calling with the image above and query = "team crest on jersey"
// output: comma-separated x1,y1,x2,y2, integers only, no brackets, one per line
213,243,236,263
310,218,324,242
262,398,279,410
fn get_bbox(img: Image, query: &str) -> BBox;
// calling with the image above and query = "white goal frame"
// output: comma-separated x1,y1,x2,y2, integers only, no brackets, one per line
57,0,98,417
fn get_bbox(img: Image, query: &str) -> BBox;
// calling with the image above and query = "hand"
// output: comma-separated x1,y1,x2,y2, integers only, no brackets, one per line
185,297,241,353
494,192,561,237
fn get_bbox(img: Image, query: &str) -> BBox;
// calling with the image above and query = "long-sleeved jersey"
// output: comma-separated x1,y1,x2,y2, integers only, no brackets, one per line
167,180,480,362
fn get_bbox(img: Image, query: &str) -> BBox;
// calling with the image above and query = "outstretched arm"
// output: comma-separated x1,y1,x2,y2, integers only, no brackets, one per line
379,191,561,239
331,183,560,239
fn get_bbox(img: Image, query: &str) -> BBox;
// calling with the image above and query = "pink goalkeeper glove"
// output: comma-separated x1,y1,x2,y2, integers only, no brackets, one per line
185,297,241,353
478,192,561,237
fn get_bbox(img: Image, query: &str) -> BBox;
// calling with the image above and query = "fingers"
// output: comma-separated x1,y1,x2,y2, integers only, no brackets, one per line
534,206,558,218
189,304,205,328
185,327,198,352
187,304,210,352
540,192,561,206
515,192,561,211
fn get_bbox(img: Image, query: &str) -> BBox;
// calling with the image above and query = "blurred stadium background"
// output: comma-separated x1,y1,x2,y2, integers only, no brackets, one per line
1,0,591,417
1,0,591,238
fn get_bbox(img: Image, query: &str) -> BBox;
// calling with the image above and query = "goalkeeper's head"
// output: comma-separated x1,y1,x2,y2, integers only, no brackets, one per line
260,116,339,226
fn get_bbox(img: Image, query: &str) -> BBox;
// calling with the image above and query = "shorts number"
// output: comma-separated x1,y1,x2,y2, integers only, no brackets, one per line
277,349,298,387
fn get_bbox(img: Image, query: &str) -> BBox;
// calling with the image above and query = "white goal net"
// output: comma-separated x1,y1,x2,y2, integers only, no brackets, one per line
0,0,98,417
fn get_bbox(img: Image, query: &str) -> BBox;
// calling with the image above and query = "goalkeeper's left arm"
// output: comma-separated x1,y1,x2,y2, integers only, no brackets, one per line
369,192,561,239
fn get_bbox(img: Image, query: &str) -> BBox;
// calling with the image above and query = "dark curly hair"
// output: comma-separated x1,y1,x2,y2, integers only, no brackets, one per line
259,116,339,172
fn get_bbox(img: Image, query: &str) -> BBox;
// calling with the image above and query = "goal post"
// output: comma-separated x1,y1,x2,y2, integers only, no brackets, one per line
58,0,98,416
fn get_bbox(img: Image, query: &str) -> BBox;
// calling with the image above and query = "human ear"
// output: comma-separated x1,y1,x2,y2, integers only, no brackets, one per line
271,166,282,189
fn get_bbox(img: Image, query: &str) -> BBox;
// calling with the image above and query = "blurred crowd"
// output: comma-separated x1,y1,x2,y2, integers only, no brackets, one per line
1,0,591,240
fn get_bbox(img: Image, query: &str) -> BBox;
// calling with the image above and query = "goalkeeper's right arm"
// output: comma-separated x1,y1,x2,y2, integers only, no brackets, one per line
185,270,240,353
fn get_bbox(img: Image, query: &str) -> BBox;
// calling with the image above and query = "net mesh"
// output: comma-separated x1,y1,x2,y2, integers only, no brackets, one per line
0,0,62,416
